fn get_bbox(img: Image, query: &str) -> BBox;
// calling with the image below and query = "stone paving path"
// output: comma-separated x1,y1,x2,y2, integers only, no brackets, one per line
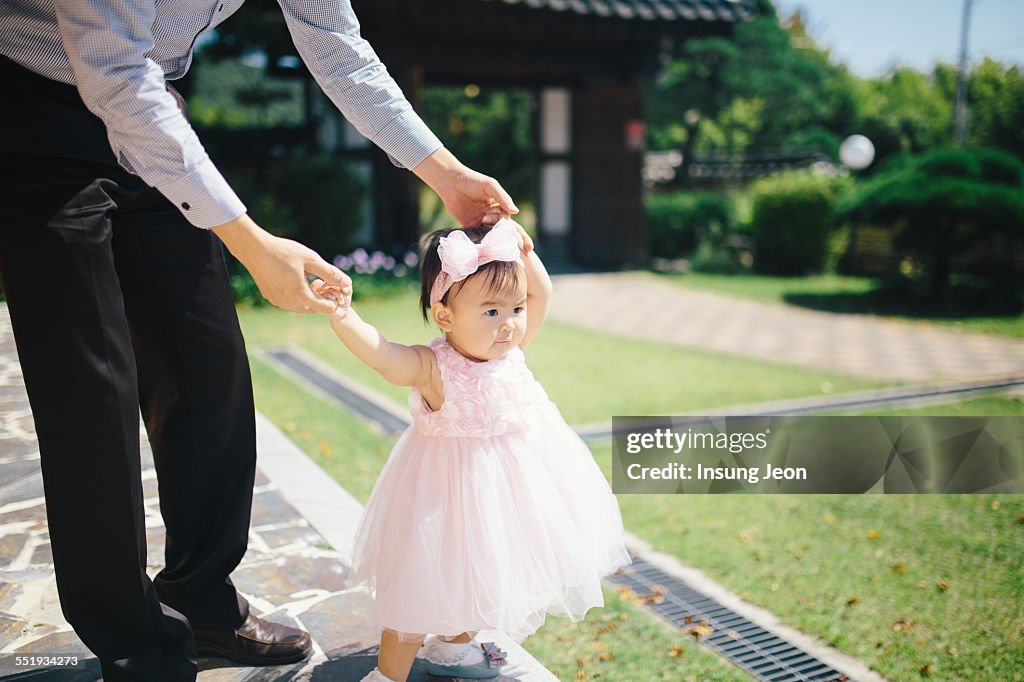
548,273,1024,382
0,306,550,682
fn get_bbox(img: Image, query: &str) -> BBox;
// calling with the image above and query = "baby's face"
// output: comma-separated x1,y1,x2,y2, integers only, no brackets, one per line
442,274,527,362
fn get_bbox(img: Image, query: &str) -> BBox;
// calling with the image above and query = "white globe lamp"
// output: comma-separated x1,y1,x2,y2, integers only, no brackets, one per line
839,135,875,170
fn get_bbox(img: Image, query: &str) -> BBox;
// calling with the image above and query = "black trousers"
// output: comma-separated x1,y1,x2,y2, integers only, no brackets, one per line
0,58,254,681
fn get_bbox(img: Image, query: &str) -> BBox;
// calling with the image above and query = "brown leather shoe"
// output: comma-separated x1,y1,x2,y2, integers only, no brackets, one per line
193,613,313,665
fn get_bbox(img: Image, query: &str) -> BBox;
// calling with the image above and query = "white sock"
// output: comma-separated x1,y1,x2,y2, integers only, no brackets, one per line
424,637,485,666
359,669,395,682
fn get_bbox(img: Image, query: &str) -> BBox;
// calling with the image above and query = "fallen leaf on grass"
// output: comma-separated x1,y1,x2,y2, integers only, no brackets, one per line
893,618,915,633
846,596,860,606
920,663,932,677
667,646,685,657
891,562,907,574
936,580,948,591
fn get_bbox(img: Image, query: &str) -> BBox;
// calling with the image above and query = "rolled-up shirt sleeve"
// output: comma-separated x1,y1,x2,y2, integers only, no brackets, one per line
53,0,246,229
277,0,443,170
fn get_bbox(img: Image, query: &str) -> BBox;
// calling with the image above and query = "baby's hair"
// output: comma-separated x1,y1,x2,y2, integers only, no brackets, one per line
419,226,527,321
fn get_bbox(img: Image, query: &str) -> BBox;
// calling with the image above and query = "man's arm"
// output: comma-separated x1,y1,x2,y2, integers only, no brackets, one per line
53,0,245,229
212,215,348,314
53,1,346,312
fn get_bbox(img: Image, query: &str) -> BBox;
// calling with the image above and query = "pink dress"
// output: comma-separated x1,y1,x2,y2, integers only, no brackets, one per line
347,337,630,640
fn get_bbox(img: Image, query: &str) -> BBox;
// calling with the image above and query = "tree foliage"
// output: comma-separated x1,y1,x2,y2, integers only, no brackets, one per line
646,7,1023,170
837,148,1024,298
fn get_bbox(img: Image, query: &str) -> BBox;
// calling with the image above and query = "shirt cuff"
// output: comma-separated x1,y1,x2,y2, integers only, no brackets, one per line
157,158,247,229
373,109,443,170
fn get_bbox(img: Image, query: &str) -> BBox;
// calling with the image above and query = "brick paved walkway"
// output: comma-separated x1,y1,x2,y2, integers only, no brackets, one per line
548,273,1024,382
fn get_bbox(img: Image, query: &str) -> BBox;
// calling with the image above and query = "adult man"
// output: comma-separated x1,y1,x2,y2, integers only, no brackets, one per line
0,1,518,679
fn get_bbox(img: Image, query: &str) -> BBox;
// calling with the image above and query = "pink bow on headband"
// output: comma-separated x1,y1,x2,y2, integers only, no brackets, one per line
429,219,524,305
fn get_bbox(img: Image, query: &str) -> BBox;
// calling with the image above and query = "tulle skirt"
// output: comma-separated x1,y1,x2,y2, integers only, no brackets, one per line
346,401,630,641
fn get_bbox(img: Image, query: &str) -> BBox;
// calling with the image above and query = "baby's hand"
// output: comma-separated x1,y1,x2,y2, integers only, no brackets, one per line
310,278,352,321
510,219,532,253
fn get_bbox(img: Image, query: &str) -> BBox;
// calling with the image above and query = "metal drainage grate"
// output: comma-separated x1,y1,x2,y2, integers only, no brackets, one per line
265,349,410,435
606,556,850,682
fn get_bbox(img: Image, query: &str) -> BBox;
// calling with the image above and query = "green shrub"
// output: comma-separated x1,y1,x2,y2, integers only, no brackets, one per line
273,151,366,259
748,171,850,275
226,150,366,260
837,148,1024,299
646,191,734,259
977,149,1024,186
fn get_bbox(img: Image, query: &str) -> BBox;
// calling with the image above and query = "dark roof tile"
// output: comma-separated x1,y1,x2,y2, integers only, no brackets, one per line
486,0,758,21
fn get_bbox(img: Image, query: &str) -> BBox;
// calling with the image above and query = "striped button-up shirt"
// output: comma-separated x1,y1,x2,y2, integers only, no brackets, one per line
0,0,442,229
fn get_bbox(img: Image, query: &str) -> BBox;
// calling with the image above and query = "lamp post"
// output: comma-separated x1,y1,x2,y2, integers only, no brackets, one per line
954,0,978,147
839,134,875,274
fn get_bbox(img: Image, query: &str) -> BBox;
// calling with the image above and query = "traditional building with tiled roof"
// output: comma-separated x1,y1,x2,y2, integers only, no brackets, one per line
344,0,759,266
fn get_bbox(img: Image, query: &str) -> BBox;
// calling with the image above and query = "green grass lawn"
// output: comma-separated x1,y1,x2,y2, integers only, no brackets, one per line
238,295,890,425
240,302,1023,682
653,271,1024,339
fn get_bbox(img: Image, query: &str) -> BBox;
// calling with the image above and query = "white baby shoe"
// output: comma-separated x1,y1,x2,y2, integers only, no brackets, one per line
421,637,507,679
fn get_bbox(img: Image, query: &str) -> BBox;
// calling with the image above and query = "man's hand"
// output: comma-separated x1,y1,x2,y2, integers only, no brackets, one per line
212,214,350,314
413,147,522,231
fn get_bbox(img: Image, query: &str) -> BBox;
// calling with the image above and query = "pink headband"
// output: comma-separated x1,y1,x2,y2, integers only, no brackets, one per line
429,219,524,305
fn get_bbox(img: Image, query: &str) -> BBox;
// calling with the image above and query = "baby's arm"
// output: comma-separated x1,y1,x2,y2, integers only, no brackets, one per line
521,247,553,349
311,281,437,391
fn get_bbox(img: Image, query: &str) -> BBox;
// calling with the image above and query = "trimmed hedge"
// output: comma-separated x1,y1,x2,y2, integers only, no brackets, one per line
646,191,734,259
749,171,850,275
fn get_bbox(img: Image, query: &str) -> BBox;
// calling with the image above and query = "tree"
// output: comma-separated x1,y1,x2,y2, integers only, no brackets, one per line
856,68,955,165
837,148,1024,300
968,59,1024,161
646,4,863,176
